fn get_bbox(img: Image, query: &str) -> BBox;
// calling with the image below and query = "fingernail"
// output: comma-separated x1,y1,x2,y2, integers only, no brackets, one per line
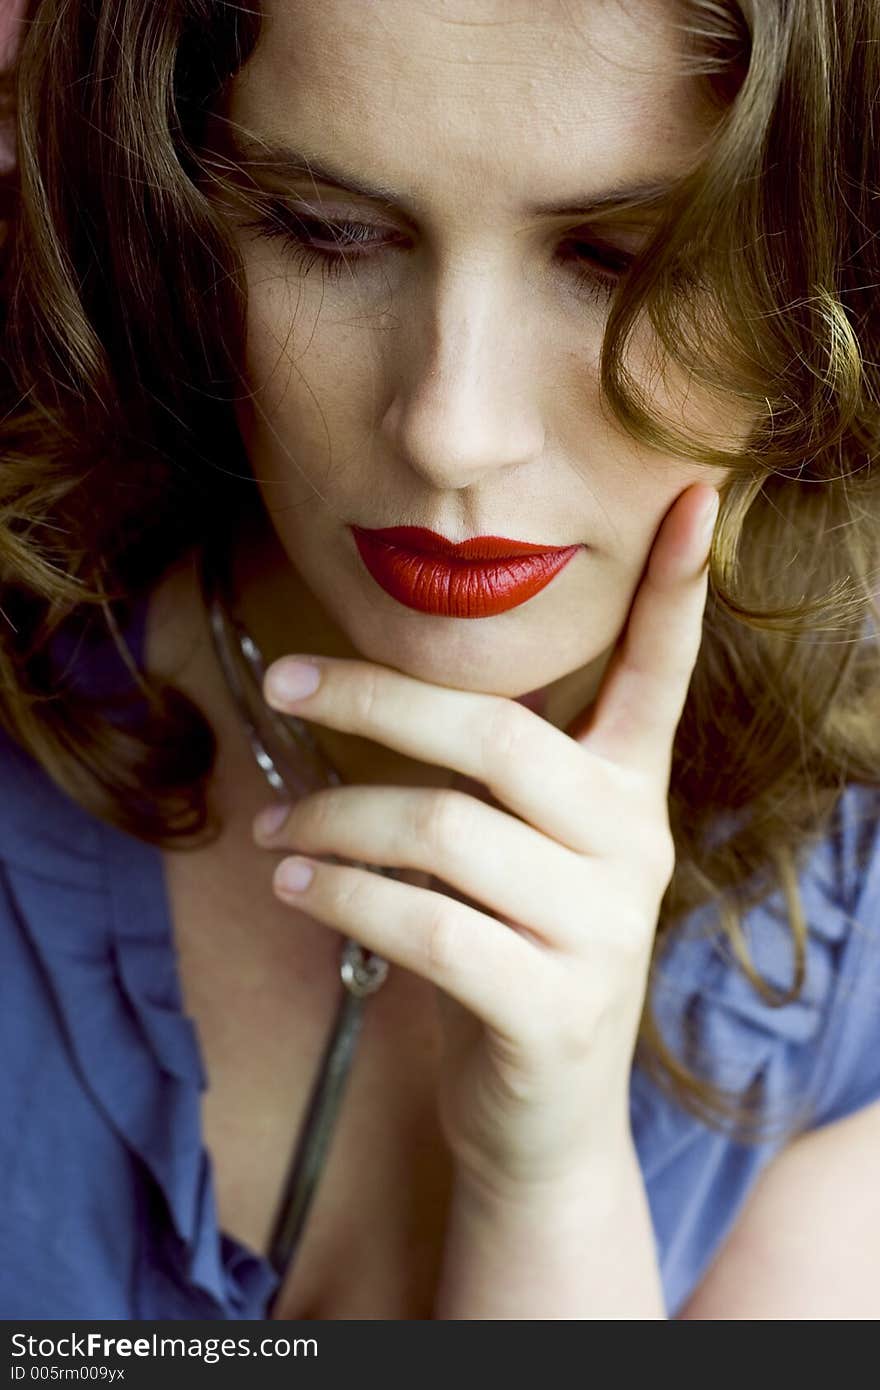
275,857,315,894
253,801,291,843
265,658,322,707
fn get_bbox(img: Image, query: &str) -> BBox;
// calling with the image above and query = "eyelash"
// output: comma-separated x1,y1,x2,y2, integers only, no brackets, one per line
240,203,634,304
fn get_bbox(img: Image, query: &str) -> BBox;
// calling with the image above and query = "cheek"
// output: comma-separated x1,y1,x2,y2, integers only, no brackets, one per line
234,282,380,484
594,458,724,578
243,272,380,423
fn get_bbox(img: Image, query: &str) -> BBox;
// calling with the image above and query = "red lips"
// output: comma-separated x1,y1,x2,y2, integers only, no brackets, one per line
349,525,581,618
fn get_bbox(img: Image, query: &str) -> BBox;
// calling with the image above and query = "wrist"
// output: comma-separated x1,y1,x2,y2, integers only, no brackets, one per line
451,1128,637,1217
433,1133,664,1320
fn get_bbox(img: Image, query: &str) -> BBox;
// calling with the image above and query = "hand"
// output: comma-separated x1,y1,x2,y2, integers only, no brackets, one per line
252,483,720,1199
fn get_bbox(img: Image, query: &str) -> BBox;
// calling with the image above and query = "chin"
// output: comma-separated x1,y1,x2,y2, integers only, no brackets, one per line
327,596,590,704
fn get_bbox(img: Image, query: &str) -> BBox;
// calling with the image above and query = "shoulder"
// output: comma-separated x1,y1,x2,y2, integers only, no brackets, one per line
675,784,880,1317
652,781,880,1134
632,782,880,1315
0,585,157,877
798,780,880,1130
677,1092,880,1317
0,722,104,884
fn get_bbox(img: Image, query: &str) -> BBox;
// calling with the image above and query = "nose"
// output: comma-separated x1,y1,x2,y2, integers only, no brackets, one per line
378,262,545,490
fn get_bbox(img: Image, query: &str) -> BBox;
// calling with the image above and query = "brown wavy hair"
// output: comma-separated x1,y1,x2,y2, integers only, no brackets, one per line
0,0,878,1142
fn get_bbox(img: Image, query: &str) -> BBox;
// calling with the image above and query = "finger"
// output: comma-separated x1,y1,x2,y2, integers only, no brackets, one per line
263,657,639,858
578,483,718,783
254,783,595,951
271,855,542,1043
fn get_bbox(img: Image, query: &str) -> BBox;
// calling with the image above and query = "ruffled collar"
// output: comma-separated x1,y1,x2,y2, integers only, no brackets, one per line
5,588,280,1317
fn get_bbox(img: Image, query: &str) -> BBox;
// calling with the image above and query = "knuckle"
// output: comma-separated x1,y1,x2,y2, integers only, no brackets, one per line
332,864,376,918
609,759,652,804
617,912,657,964
302,787,338,837
423,901,462,977
554,1001,599,1065
482,698,530,768
415,788,472,855
608,780,676,885
645,826,677,887
587,887,657,966
617,888,663,959
351,665,384,725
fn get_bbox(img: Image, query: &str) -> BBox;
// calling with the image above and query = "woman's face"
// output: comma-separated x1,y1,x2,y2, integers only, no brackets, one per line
222,0,735,708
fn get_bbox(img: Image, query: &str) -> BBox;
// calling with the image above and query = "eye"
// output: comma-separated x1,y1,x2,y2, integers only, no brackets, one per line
239,204,401,280
556,235,635,302
240,199,635,304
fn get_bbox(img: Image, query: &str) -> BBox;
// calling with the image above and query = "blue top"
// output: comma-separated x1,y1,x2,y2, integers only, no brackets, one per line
1,592,879,1320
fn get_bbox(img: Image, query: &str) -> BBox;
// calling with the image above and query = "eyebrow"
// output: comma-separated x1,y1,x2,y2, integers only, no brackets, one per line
216,129,678,223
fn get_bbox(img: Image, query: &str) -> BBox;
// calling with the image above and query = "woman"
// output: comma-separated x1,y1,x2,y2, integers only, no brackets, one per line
0,0,878,1320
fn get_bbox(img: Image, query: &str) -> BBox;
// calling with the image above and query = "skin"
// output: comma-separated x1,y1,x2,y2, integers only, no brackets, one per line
254,489,717,1181
151,0,752,1309
139,2,880,1320
211,0,737,792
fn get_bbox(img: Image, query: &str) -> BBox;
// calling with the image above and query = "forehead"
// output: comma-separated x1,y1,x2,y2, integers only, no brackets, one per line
227,0,710,211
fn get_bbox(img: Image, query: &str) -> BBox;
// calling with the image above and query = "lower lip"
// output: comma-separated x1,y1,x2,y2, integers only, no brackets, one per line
349,528,581,618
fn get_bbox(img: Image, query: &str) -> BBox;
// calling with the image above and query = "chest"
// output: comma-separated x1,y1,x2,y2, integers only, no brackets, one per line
161,826,455,1319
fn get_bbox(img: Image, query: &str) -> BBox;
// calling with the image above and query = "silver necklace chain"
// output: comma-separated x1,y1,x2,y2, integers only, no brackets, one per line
196,531,397,1299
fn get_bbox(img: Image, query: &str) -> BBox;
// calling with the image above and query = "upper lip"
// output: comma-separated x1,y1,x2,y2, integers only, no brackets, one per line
349,524,579,560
